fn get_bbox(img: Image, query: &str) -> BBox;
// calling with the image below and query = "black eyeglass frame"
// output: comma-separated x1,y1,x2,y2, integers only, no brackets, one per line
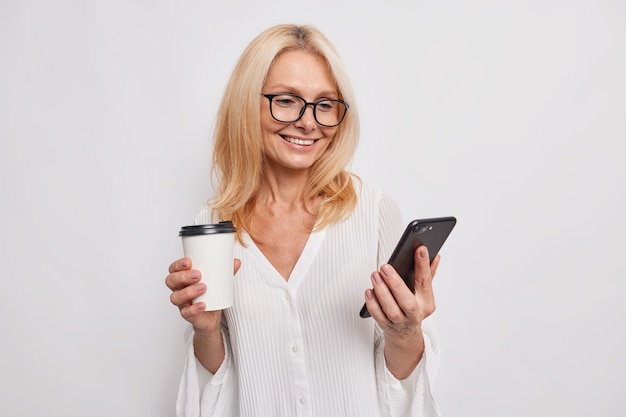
261,93,349,127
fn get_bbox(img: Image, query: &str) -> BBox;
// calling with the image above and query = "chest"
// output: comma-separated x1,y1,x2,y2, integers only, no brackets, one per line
250,215,316,281
232,222,377,317
224,227,381,416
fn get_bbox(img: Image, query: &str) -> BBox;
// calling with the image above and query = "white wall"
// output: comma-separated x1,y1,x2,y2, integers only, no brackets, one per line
1,1,624,416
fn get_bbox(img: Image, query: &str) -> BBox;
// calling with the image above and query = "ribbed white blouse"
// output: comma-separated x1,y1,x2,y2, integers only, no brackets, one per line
176,180,441,417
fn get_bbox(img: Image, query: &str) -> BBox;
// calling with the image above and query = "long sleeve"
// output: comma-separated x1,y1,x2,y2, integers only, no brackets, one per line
173,181,442,417
176,325,239,417
373,192,442,417
176,208,239,417
374,318,441,417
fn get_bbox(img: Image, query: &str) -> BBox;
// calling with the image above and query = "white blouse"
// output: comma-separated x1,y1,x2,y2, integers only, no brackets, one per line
176,180,441,417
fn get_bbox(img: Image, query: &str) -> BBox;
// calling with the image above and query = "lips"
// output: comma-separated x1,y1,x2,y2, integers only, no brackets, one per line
281,135,316,146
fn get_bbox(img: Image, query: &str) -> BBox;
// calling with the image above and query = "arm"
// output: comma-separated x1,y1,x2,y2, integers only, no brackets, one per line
366,192,442,416
366,247,439,379
177,324,237,417
373,318,441,417
193,324,226,374
166,257,241,416
370,249,442,417
167,257,240,372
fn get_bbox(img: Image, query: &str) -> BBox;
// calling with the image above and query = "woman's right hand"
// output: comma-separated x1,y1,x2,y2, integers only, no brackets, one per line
165,257,241,334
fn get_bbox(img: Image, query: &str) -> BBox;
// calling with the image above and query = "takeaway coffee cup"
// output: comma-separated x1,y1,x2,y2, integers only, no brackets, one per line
179,221,236,311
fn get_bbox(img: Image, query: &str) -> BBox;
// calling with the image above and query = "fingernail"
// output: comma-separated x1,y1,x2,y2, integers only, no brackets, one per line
194,283,205,293
181,259,188,268
419,246,428,259
190,271,200,280
381,264,393,277
365,289,374,299
371,272,382,284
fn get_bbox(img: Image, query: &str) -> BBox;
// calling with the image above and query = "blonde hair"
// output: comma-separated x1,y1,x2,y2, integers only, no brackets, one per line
209,24,360,243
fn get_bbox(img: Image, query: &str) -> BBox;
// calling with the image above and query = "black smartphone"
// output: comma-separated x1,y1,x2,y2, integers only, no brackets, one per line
359,216,457,318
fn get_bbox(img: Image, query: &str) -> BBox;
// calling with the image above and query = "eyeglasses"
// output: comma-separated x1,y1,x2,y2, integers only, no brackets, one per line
261,93,349,127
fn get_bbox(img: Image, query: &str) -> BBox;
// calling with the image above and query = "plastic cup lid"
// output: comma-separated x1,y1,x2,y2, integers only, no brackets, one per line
179,221,236,236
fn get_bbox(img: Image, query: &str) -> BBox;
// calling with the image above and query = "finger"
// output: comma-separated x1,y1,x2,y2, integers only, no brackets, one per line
413,247,436,312
371,269,409,322
170,282,206,308
179,301,207,322
363,288,391,326
379,264,419,318
234,258,241,274
413,246,434,294
165,268,202,291
169,257,192,274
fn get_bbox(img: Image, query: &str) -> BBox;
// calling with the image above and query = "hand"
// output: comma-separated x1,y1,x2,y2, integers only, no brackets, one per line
364,246,439,340
165,257,241,334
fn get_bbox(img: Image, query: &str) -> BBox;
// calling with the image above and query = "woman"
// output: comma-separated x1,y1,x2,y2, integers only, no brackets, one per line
166,24,441,417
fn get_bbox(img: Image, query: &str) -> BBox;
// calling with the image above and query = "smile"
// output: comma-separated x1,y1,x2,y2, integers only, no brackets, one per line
281,135,317,146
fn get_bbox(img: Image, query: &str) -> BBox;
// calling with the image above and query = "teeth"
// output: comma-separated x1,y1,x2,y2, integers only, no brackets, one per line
284,136,315,146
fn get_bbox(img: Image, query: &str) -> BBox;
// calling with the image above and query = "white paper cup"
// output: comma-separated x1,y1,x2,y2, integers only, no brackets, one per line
179,221,236,311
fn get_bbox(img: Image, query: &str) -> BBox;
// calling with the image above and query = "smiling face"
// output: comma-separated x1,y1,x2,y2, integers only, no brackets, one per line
260,50,340,175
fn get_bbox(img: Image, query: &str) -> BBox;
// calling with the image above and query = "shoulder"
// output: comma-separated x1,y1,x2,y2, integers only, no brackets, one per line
193,206,213,225
354,177,400,215
353,176,382,203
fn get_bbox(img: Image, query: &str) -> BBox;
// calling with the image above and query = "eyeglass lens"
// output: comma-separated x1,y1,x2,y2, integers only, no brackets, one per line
268,94,347,127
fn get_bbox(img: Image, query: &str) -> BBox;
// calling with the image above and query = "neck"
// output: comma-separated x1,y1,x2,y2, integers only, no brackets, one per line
259,176,306,206
257,164,318,212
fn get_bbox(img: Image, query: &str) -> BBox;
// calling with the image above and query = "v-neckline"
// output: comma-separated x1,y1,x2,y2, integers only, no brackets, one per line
242,227,327,290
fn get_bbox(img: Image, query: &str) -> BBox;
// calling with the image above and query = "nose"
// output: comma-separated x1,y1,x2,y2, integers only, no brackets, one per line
294,103,317,130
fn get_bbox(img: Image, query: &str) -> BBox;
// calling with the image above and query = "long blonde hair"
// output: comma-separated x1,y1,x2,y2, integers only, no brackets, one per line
209,24,360,242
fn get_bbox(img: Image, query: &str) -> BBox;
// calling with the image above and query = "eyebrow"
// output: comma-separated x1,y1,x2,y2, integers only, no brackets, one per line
264,84,339,99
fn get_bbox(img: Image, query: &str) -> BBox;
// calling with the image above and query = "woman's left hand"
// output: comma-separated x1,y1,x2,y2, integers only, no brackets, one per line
364,245,439,341
364,245,439,379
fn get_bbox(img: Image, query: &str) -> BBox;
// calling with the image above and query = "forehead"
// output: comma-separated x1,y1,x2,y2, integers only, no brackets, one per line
264,50,336,94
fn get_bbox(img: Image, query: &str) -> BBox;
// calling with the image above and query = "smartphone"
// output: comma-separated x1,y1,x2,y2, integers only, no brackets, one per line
359,216,457,318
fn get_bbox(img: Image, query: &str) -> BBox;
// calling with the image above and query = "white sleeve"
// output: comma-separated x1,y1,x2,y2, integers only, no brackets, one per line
176,325,238,417
374,319,442,417
176,208,239,417
374,192,442,417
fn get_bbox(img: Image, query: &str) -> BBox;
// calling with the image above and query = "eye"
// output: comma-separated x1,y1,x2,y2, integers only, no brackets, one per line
273,95,300,107
316,100,337,112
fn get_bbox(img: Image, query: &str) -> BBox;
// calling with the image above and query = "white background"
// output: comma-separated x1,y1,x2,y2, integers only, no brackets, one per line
1,0,625,416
